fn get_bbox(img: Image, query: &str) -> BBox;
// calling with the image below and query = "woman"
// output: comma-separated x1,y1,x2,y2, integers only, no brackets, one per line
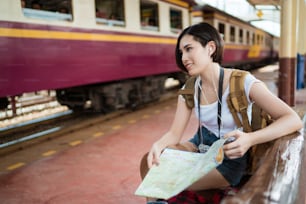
143,22,302,204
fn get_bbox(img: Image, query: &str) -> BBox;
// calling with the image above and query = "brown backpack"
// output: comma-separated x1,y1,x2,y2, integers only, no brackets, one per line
178,69,273,174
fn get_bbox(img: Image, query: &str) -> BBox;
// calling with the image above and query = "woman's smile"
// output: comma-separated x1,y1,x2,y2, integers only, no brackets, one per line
184,62,193,70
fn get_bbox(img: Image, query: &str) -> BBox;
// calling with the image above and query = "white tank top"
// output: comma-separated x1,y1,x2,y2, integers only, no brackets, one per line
181,73,260,138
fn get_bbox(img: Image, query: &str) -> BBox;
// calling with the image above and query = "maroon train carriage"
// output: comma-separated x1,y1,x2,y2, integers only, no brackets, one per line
193,5,279,70
0,1,278,113
0,0,195,112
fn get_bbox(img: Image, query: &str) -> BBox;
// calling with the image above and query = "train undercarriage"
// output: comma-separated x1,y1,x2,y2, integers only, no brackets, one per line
56,73,185,113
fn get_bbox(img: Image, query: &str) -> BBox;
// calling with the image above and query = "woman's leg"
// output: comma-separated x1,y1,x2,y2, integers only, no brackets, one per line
171,142,229,190
188,168,230,191
139,141,197,202
140,141,197,179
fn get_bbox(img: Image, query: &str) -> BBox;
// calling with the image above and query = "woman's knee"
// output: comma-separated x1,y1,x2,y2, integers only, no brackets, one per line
140,142,197,180
140,152,149,180
188,169,230,191
168,141,198,152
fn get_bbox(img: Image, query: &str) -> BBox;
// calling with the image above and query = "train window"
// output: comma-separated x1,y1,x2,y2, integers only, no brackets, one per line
140,0,159,31
170,8,182,33
95,0,125,27
246,31,250,45
257,34,260,45
265,36,270,47
252,33,255,44
239,29,243,44
21,0,73,21
230,26,235,43
218,23,225,41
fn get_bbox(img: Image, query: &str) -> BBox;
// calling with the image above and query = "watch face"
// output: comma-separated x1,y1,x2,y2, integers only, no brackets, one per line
198,144,210,153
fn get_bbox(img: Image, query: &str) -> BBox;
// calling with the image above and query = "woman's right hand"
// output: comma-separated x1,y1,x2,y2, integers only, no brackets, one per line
147,142,164,169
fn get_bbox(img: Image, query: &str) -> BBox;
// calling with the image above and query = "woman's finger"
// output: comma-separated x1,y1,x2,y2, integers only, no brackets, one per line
223,140,238,151
147,152,153,168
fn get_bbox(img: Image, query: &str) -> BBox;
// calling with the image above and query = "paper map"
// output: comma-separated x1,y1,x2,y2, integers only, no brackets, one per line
135,139,226,200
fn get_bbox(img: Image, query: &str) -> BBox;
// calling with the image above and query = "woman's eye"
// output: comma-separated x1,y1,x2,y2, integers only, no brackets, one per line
186,47,192,52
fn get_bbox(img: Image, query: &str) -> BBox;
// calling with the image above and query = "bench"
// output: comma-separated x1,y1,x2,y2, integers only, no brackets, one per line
222,109,306,204
139,109,306,203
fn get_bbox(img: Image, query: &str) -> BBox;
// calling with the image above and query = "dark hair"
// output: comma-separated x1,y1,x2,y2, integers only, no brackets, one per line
175,22,224,73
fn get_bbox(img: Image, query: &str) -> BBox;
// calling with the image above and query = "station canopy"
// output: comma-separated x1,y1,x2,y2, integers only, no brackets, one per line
196,0,280,37
247,0,279,6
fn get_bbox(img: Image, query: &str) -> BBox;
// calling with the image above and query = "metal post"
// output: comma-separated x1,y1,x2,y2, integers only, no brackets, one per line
301,0,306,85
11,96,17,117
296,0,306,89
279,0,297,106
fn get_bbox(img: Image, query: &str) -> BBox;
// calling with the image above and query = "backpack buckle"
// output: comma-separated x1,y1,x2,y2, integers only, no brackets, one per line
239,105,247,112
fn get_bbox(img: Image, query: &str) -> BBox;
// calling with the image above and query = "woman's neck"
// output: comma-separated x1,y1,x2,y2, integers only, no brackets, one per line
200,63,220,86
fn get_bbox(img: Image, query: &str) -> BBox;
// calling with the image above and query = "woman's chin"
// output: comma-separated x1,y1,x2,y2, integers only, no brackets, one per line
188,70,197,76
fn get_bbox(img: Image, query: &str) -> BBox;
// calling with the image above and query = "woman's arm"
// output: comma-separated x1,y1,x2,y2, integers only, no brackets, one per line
248,82,303,142
147,97,193,168
224,81,303,159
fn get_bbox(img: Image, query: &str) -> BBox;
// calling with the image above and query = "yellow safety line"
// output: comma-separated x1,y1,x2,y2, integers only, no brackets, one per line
112,125,122,130
93,132,104,138
7,162,25,171
142,114,150,119
69,140,82,146
154,110,161,114
42,150,57,157
128,119,136,124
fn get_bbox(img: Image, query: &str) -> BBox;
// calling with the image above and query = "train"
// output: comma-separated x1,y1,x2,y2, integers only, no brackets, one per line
0,0,278,112
192,5,279,69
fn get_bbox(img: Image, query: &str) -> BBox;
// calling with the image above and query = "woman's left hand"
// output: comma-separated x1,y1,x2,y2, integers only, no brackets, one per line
223,129,252,159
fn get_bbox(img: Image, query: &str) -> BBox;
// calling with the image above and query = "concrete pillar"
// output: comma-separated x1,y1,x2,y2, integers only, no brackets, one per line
301,0,306,84
279,0,297,106
296,0,306,89
299,0,306,55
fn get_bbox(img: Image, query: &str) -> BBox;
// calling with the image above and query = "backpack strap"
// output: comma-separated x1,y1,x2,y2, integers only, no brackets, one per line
251,104,273,131
227,70,252,133
177,76,197,109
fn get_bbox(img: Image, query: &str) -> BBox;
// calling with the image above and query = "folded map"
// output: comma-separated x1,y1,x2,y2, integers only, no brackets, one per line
135,138,226,199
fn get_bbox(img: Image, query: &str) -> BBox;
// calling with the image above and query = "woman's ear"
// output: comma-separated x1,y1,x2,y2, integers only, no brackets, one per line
207,41,216,56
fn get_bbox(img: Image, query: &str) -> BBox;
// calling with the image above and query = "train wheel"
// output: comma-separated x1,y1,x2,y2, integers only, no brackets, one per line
98,95,116,114
69,105,84,112
0,97,9,110
127,89,141,110
149,89,160,101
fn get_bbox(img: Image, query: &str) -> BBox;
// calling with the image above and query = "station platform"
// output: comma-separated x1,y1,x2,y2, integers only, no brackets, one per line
0,85,305,203
0,98,200,204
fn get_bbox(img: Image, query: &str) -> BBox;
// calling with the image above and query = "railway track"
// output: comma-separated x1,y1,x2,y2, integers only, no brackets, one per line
0,90,178,157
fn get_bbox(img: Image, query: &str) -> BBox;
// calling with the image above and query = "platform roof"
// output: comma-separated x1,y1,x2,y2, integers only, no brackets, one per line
196,0,281,36
247,0,280,6
246,0,280,36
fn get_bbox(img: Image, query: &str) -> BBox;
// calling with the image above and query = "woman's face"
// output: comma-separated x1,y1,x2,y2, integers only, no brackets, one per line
179,34,211,76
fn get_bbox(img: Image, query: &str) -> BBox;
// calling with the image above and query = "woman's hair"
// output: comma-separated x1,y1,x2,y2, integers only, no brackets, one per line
175,22,224,73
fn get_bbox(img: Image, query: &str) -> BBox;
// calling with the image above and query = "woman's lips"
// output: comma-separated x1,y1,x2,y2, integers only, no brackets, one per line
185,63,192,70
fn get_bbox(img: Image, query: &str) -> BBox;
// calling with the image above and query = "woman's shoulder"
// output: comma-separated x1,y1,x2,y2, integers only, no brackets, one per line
222,68,233,89
224,68,259,83
224,68,261,100
245,72,260,84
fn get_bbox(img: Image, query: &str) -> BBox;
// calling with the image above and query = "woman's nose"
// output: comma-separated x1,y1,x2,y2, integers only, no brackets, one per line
181,52,187,62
